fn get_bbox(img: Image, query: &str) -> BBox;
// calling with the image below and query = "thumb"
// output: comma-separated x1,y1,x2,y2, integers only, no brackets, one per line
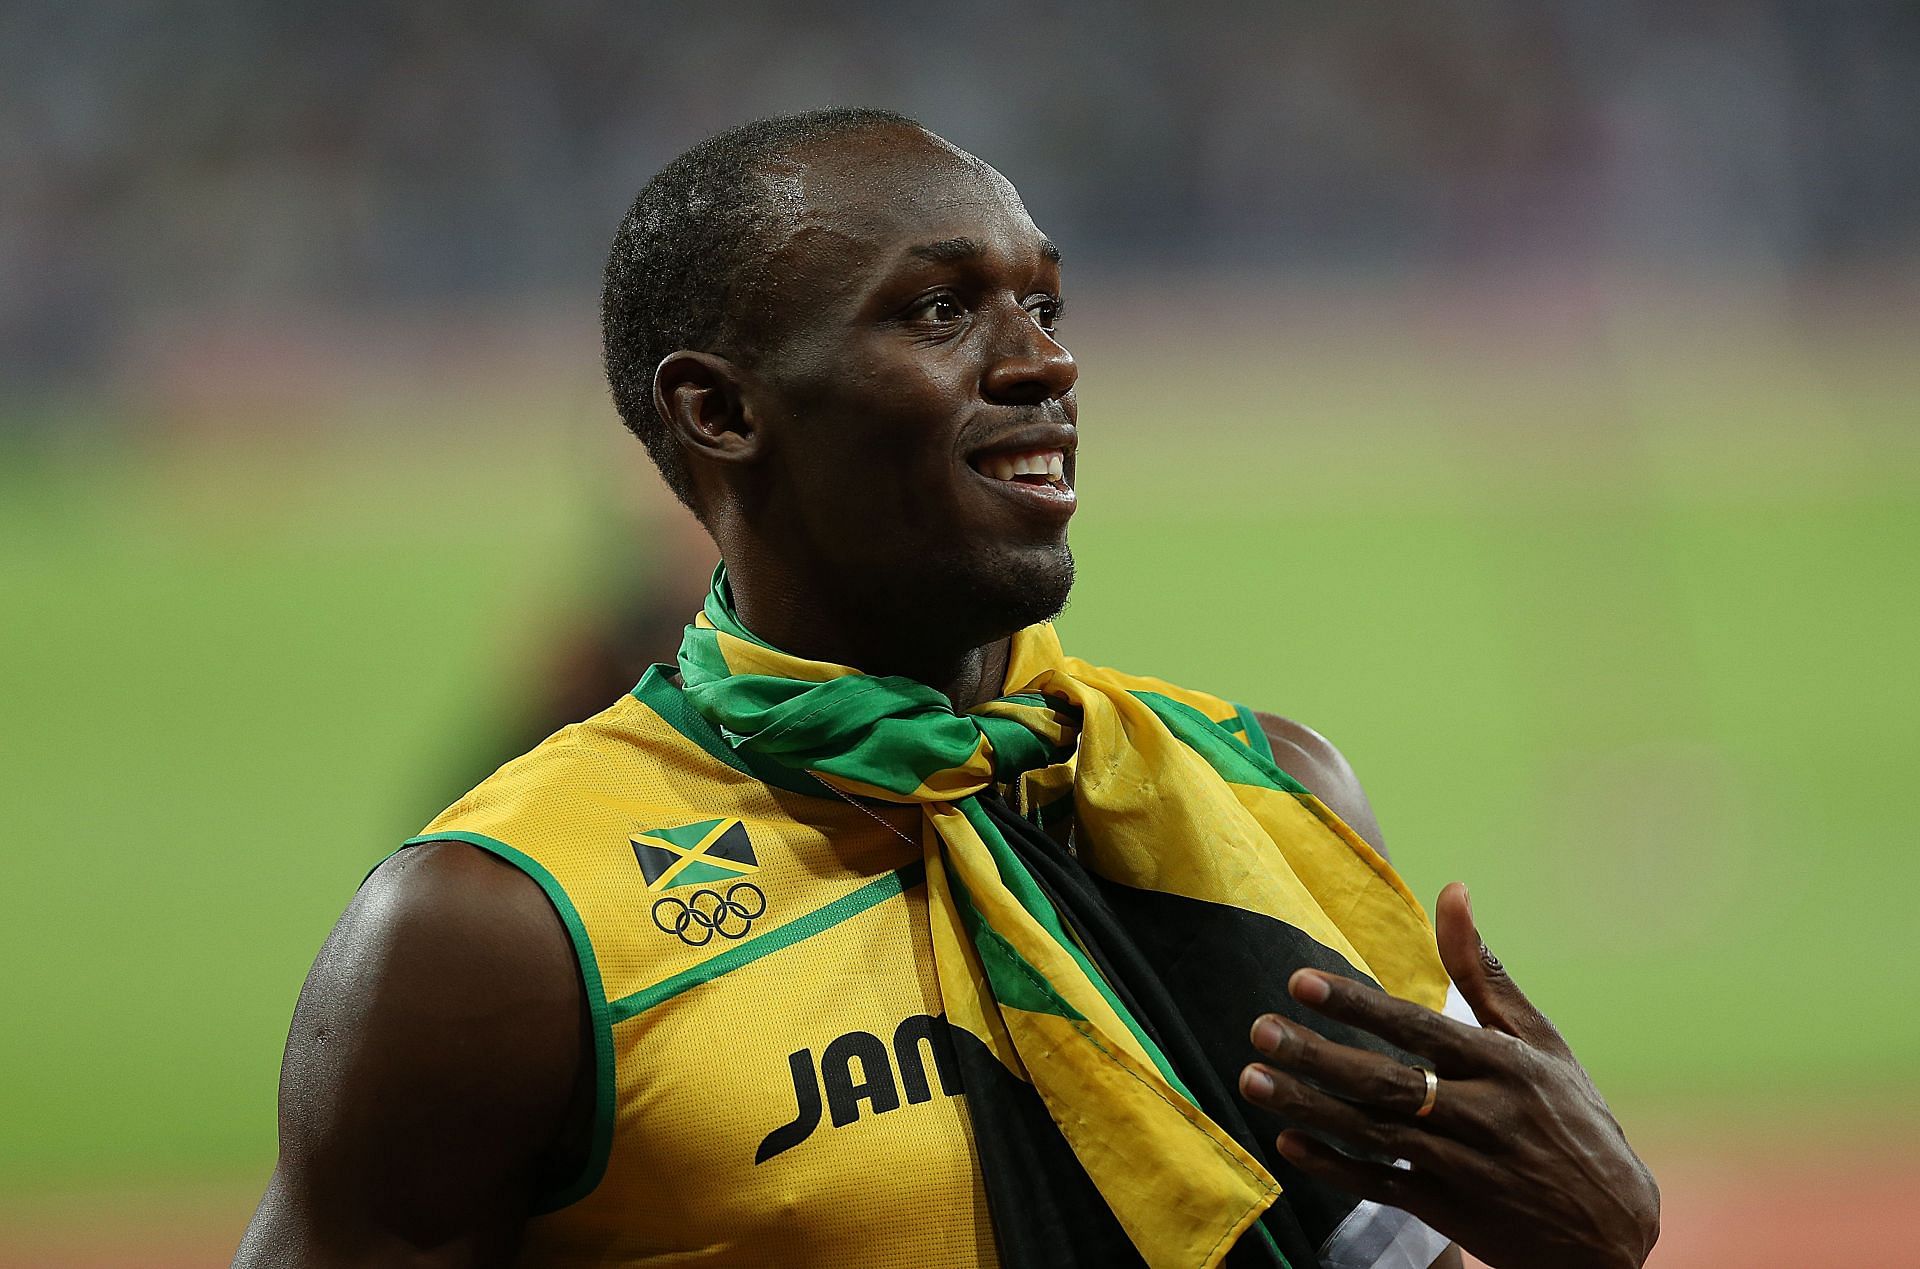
1434,882,1570,1057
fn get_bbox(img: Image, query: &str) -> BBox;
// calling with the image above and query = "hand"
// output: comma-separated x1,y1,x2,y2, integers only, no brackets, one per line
1237,883,1660,1269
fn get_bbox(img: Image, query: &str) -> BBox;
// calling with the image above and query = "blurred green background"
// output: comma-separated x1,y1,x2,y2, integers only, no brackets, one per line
7,4,1920,1263
5,288,1916,1203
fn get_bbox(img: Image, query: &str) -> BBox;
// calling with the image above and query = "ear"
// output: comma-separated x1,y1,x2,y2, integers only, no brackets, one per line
653,351,762,465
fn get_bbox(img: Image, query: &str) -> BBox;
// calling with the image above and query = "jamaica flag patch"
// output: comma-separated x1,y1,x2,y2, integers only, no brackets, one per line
631,818,758,892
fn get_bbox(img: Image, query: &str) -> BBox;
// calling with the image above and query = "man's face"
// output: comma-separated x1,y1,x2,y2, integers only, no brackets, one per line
736,127,1078,647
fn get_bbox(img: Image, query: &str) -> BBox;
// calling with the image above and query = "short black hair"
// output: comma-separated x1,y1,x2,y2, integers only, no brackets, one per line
601,107,923,514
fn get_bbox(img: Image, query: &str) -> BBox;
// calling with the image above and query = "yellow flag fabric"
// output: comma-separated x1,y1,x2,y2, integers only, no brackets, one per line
670,567,1450,1266
396,568,1450,1267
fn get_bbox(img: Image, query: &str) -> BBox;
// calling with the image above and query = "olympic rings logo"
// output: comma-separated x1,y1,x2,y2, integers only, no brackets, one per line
651,882,767,946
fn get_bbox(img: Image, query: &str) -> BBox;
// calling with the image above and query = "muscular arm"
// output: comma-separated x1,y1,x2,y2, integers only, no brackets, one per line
234,842,592,1268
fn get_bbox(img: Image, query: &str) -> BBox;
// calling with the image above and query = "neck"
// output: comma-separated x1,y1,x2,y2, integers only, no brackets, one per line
723,558,1012,709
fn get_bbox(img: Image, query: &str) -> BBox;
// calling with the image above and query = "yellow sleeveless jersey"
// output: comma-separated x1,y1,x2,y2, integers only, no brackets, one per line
406,666,1285,1268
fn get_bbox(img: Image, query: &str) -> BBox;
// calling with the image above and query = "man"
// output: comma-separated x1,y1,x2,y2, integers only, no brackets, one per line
236,109,1657,1268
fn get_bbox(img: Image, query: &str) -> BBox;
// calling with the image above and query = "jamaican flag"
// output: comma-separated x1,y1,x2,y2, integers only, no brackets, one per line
678,567,1450,1268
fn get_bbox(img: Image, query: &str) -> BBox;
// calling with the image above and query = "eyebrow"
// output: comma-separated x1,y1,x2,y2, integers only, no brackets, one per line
906,236,1064,265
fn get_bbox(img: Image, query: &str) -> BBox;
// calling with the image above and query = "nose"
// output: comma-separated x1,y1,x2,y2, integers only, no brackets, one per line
981,307,1077,406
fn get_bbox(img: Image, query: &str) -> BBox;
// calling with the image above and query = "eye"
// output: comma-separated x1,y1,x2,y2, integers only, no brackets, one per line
907,292,967,325
1025,295,1065,333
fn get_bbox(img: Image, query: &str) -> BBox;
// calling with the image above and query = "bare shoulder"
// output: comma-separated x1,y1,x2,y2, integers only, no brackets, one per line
326,838,582,998
1250,709,1390,859
289,841,588,1093
235,841,590,1267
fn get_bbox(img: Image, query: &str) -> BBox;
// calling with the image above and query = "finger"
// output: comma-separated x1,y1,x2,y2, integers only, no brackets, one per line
1273,1130,1453,1233
1247,1015,1510,1148
1433,882,1572,1058
1284,968,1509,1076
1249,1013,1462,1126
1239,1061,1457,1164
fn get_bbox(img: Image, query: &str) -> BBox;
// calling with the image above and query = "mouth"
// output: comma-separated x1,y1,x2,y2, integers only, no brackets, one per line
965,430,1077,516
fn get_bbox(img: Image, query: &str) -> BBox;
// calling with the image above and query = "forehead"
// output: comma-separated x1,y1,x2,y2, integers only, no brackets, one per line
759,129,1048,285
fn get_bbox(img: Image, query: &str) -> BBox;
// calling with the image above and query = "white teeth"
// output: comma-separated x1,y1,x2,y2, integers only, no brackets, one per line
979,449,1066,482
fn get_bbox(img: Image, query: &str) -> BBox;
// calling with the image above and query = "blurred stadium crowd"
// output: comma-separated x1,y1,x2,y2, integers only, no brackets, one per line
6,0,1917,395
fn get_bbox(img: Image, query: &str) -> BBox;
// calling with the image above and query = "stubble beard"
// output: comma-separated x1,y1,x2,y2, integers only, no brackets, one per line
818,537,1075,682
938,539,1076,642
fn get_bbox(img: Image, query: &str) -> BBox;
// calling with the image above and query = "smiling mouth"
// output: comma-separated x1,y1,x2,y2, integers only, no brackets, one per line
969,446,1072,495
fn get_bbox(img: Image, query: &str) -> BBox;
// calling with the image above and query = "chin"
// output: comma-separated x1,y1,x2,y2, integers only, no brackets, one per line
838,536,1075,658
947,541,1076,636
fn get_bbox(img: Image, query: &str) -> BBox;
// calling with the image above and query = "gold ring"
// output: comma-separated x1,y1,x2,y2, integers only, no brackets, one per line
1414,1067,1438,1118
